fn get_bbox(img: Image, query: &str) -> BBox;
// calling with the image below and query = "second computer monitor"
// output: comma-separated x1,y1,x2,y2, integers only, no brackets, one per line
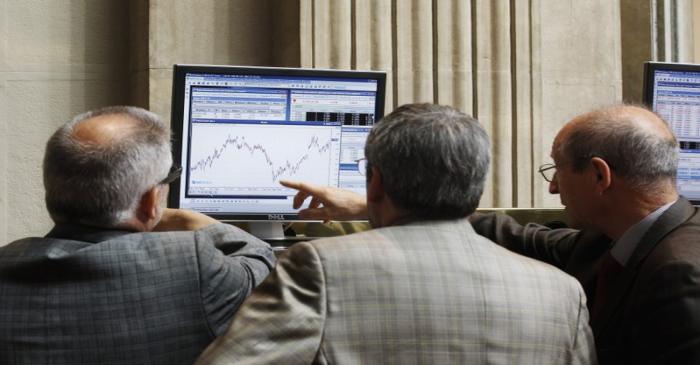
644,61,700,204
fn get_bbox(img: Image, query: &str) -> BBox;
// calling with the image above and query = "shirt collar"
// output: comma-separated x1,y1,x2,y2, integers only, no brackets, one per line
610,199,676,267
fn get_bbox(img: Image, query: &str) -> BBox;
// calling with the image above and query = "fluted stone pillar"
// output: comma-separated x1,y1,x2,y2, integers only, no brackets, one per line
297,0,622,208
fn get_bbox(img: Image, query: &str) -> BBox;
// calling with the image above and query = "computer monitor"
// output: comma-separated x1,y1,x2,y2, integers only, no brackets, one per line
643,61,700,204
168,64,386,238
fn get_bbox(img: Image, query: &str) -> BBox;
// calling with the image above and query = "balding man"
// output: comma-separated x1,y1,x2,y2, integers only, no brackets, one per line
278,105,700,364
0,106,275,364
470,105,700,364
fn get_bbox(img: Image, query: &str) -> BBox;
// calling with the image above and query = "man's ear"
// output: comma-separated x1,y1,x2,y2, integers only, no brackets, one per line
136,186,160,223
590,157,612,193
366,166,385,203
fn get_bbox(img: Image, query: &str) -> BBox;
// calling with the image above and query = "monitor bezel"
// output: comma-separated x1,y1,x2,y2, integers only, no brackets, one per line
643,61,700,205
168,64,386,221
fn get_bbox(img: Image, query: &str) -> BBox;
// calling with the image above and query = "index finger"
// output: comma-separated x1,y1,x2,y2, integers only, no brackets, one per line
280,180,325,196
292,190,312,209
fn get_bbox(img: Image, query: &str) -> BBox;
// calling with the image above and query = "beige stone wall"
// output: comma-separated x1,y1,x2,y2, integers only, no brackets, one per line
695,0,700,62
0,0,131,243
295,0,622,208
534,0,623,207
148,0,283,120
0,0,627,242
0,0,288,243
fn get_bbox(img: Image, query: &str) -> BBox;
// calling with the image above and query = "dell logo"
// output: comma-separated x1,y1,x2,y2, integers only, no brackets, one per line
267,214,285,220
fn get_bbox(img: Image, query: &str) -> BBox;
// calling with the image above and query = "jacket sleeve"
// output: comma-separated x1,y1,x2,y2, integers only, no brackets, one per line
469,212,584,270
195,223,276,337
195,241,326,365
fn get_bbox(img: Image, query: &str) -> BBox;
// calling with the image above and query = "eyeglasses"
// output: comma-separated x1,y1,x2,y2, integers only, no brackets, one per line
355,157,368,176
159,164,182,185
538,163,557,183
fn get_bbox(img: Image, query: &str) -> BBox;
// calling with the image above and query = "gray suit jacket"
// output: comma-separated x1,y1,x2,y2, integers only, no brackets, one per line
469,198,700,364
0,223,275,365
197,219,596,365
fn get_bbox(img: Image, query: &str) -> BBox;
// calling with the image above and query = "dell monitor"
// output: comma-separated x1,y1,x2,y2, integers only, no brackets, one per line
644,61,700,204
169,64,386,238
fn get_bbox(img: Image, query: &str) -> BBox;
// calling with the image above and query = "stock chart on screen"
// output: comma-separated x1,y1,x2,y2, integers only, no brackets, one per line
169,65,386,222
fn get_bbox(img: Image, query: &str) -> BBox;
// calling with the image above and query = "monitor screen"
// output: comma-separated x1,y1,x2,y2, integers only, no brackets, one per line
644,62,700,204
168,64,386,221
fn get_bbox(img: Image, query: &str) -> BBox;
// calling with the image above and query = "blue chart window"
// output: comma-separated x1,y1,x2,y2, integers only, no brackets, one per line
176,71,379,216
652,70,700,201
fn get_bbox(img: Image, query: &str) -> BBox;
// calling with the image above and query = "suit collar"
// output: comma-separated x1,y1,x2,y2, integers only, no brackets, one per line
611,200,675,267
390,217,477,239
591,197,695,334
401,216,472,228
626,197,694,269
46,223,136,244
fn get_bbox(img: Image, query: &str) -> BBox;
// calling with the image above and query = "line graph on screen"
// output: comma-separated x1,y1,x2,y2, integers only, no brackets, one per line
188,123,337,194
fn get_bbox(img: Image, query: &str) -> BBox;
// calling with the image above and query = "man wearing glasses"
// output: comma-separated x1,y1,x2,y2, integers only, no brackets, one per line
276,104,700,364
0,106,275,364
471,105,700,364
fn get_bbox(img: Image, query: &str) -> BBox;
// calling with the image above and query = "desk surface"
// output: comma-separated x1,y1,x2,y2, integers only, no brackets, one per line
263,208,567,248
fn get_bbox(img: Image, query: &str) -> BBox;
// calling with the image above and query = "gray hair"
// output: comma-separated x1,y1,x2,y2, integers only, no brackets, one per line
559,105,678,192
43,106,172,227
365,103,491,219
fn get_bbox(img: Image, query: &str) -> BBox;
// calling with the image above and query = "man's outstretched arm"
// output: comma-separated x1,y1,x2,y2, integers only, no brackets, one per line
153,208,220,231
196,241,327,365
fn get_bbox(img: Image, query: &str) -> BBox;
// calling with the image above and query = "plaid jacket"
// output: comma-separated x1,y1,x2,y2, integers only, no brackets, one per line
0,223,275,365
197,219,596,365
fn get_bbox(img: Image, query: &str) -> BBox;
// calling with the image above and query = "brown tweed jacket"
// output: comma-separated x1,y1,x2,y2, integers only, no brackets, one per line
197,219,596,365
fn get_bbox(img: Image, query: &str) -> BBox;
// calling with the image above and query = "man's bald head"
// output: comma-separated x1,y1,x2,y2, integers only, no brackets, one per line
554,104,678,193
43,106,171,227
72,113,142,146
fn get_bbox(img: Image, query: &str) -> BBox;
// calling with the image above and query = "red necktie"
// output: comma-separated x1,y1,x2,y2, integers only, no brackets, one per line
592,251,624,320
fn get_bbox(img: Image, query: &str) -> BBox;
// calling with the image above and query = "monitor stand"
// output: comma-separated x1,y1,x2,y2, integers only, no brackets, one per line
248,222,286,240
